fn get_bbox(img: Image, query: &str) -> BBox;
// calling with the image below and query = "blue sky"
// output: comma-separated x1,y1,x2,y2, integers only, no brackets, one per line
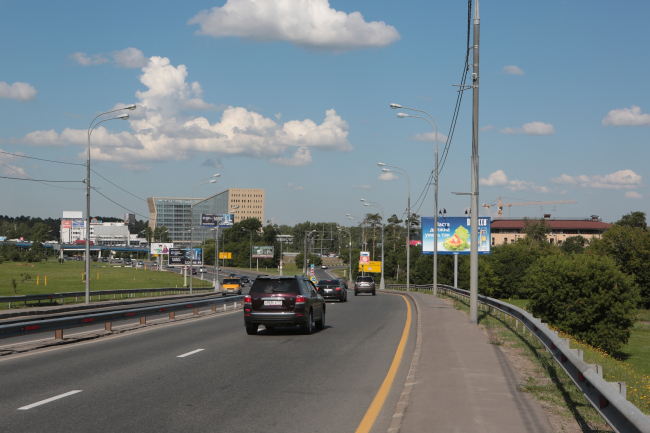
1,0,648,227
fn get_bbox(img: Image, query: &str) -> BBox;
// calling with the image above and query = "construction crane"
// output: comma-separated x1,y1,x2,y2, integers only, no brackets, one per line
482,197,578,220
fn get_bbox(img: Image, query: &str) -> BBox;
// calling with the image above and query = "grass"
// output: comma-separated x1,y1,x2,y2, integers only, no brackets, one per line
443,291,650,417
0,260,213,308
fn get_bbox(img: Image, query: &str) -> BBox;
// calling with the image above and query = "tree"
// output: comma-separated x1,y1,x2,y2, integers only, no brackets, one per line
387,214,403,252
560,236,588,254
522,217,551,243
614,211,647,230
294,253,322,269
526,254,639,354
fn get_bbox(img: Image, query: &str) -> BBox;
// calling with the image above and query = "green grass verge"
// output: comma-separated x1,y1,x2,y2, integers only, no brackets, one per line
0,261,213,308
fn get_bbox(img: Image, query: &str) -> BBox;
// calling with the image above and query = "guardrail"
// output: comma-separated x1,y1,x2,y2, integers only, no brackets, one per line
0,287,217,308
387,283,650,433
0,295,244,341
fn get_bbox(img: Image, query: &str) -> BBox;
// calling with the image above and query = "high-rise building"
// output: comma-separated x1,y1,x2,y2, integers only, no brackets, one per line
147,188,265,245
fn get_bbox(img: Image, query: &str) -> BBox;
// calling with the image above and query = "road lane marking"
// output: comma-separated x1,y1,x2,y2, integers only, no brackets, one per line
355,294,411,433
18,390,82,410
177,349,204,358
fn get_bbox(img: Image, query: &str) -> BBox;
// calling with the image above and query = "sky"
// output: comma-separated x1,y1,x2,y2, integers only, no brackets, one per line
1,0,648,227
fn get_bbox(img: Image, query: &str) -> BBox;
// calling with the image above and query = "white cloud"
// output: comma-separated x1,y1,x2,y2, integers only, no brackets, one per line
69,52,109,66
408,131,448,142
286,182,304,190
378,172,398,181
188,0,400,52
550,170,643,190
502,65,524,75
0,82,37,101
112,47,149,68
480,125,495,132
0,149,28,177
275,113,282,120
21,55,351,166
500,121,555,135
602,105,650,126
202,157,223,168
480,169,549,193
625,191,643,199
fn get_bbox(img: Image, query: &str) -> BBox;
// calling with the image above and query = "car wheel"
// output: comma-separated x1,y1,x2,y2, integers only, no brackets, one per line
315,308,325,330
245,324,258,335
355,290,358,296
372,290,376,296
301,310,314,335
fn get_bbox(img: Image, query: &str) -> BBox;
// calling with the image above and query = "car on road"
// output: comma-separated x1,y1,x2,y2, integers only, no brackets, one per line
222,278,242,296
321,265,328,269
316,279,347,302
244,275,325,335
355,276,376,296
337,277,349,290
240,276,250,284
229,273,237,278
198,266,208,273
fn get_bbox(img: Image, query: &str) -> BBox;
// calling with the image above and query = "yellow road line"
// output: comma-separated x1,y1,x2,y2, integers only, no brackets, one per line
355,294,412,433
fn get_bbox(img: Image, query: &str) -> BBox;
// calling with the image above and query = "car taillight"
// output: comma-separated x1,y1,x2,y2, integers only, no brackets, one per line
244,295,251,303
335,287,341,291
296,296,306,304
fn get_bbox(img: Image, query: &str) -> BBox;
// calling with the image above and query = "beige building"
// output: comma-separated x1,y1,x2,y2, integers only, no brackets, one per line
490,217,611,246
227,188,265,223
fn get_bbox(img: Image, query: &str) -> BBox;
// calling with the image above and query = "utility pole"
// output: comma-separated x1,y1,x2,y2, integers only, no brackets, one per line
469,0,480,324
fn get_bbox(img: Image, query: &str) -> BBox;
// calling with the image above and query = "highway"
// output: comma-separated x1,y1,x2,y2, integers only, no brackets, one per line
0,269,416,433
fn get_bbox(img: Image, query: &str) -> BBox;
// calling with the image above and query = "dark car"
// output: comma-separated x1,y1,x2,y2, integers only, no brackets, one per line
337,277,349,290
229,273,237,278
244,276,325,335
355,276,376,296
240,276,250,284
316,279,347,302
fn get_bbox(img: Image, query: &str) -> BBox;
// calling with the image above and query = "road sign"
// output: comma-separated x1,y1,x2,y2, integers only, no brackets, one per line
359,261,382,273
310,264,314,276
219,252,232,259
311,276,317,284
279,260,283,269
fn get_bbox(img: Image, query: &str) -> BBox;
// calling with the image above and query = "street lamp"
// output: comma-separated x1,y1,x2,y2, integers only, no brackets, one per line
361,199,385,291
85,104,136,304
392,103,440,297
346,214,366,250
303,230,316,276
189,174,220,294
378,163,411,292
338,227,352,283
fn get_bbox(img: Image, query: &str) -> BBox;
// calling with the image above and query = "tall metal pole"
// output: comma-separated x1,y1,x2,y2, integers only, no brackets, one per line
213,226,220,292
433,126,439,297
469,0,480,324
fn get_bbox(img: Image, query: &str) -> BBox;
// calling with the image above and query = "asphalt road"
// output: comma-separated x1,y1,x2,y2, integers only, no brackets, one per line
0,270,415,433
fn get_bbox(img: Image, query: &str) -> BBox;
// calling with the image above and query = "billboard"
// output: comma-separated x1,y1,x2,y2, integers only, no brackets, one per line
359,261,382,273
219,252,232,259
62,220,72,228
201,213,235,228
409,240,422,247
421,217,491,255
151,243,173,255
168,248,203,265
72,220,85,228
359,251,370,264
252,246,274,259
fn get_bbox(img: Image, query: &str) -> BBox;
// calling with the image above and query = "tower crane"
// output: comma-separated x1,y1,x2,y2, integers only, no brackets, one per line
482,197,577,220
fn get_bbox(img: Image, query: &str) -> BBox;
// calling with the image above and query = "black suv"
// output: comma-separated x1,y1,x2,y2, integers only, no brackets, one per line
355,276,376,296
244,275,325,335
316,279,347,302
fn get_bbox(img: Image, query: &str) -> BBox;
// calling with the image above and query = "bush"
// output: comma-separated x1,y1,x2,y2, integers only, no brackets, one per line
526,254,639,354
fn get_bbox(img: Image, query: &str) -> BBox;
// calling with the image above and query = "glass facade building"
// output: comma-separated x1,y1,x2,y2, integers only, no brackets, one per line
147,188,265,246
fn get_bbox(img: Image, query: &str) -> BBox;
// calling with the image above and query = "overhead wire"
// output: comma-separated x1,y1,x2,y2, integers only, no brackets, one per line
92,188,149,220
91,169,147,202
0,149,85,166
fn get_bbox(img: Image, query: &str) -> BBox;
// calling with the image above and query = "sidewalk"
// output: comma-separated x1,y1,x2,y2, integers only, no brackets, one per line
398,291,554,433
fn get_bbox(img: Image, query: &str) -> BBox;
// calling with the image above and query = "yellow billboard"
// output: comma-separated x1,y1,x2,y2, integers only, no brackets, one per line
359,261,382,273
219,252,232,259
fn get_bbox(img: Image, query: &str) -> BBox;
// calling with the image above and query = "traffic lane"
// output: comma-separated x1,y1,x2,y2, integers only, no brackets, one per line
0,289,414,433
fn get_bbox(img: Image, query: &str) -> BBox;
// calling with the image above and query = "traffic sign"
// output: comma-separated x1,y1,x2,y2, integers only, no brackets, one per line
311,276,317,284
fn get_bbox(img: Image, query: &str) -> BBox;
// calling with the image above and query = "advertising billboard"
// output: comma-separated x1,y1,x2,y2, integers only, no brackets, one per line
251,246,274,259
62,220,72,228
168,248,203,265
150,243,173,255
421,216,491,255
359,251,370,264
201,213,235,228
72,220,85,228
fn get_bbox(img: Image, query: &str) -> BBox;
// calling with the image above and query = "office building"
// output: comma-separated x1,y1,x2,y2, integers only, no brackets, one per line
147,188,265,245
490,215,611,246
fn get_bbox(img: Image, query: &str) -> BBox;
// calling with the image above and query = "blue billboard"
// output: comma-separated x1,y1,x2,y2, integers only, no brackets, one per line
201,213,235,228
421,216,491,255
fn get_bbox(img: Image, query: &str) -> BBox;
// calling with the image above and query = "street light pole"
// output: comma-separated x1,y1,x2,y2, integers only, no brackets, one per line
303,230,315,276
85,104,135,304
361,199,385,291
470,0,481,324
378,163,411,292
346,214,365,251
189,174,220,294
392,105,439,297
338,227,352,282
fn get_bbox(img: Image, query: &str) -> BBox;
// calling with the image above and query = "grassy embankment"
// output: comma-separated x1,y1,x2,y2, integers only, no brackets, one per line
0,261,212,308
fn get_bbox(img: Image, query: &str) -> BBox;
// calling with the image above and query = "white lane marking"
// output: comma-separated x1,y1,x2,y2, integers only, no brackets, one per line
18,390,82,410
177,348,204,358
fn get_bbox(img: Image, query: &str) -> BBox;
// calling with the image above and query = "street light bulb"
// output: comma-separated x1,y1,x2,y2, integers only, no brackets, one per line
360,199,365,202
397,113,409,119
124,104,137,110
364,203,369,206
213,173,221,177
390,103,402,109
208,179,217,183
378,162,386,167
382,168,391,172
116,113,129,120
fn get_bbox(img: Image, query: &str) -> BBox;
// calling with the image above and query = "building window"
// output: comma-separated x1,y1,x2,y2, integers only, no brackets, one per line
491,237,495,246
504,238,508,244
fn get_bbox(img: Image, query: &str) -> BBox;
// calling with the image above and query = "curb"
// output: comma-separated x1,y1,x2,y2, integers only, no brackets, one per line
384,290,422,433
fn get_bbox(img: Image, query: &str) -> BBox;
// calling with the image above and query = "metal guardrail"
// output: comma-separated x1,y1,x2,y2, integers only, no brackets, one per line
387,283,650,433
0,287,217,308
0,295,244,341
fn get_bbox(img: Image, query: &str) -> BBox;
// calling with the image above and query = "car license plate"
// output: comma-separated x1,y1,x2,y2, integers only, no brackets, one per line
325,289,332,292
264,300,282,306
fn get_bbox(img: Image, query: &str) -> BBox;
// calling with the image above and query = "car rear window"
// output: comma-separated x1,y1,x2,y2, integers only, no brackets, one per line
250,279,300,294
223,279,240,285
357,277,374,282
317,280,340,287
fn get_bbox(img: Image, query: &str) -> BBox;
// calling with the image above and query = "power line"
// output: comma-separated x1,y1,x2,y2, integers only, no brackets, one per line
92,188,148,219
0,149,85,166
0,175,81,183
91,169,147,202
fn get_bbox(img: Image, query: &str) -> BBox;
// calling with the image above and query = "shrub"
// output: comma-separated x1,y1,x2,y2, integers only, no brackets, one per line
526,254,639,354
